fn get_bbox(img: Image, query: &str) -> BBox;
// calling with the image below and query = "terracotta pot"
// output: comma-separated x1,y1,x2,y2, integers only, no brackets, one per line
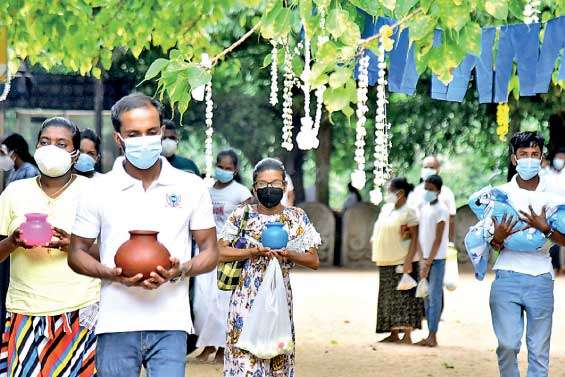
114,230,171,279
19,213,53,247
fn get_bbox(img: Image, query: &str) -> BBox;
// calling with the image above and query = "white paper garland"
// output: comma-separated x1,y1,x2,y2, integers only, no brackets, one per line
0,67,11,102
269,41,279,106
281,42,295,151
297,29,318,151
203,81,215,187
523,0,541,24
369,38,391,205
351,53,370,190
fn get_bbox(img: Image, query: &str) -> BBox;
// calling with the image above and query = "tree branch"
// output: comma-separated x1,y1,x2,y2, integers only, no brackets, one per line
211,22,262,66
358,9,422,47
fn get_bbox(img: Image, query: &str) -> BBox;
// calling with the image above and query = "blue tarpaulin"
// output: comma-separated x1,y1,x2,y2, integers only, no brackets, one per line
355,14,565,103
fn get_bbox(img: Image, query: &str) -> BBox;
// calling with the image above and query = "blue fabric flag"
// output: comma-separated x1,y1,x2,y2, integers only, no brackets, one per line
535,16,565,93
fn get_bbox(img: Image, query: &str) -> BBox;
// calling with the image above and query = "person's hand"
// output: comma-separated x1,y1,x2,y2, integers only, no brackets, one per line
403,260,413,274
48,227,71,252
8,228,33,250
142,257,183,290
106,267,145,287
249,246,272,259
492,214,523,244
420,260,431,280
519,205,551,234
274,249,293,263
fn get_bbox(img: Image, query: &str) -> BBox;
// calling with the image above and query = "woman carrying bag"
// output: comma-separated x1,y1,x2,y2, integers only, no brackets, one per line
218,158,320,377
371,177,424,344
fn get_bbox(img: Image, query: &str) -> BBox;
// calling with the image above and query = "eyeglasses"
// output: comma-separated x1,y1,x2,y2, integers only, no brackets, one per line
255,180,285,189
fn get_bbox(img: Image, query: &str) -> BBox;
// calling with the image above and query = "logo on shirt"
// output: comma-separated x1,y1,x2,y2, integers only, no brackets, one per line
166,192,182,208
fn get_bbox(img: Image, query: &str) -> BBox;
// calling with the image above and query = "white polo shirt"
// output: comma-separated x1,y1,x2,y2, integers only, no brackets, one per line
73,157,215,334
493,174,565,278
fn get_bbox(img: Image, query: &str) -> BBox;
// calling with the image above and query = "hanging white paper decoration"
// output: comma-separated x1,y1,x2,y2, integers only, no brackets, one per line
269,41,279,106
203,81,215,187
369,36,392,205
523,0,541,24
350,53,370,190
281,42,295,151
296,30,317,151
0,66,11,102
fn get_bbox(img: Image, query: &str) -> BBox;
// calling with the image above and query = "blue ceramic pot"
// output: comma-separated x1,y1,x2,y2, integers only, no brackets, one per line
261,222,289,249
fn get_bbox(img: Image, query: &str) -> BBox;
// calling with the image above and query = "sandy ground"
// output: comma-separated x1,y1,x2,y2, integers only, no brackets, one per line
185,267,565,377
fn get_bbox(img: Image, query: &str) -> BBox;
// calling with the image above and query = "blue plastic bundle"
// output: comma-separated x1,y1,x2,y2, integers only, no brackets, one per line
548,205,565,234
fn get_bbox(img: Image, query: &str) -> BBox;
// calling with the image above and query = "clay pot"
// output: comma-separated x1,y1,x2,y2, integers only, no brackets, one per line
114,231,171,279
261,222,288,249
19,213,53,247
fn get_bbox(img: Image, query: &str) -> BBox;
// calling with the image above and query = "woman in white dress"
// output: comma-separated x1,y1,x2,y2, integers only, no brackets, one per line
195,150,252,363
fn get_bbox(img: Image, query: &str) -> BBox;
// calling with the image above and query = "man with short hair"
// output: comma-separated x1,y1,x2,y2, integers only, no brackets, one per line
161,119,200,175
488,132,565,377
68,93,218,377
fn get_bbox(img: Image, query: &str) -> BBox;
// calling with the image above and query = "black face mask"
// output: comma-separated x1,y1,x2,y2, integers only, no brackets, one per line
256,187,284,209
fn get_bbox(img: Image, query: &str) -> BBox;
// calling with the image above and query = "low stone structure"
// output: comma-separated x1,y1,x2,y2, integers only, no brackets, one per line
298,202,335,266
340,203,380,268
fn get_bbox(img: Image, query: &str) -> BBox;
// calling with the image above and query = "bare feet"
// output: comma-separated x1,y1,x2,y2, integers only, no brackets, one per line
196,346,216,362
416,336,438,347
399,335,413,345
214,347,225,364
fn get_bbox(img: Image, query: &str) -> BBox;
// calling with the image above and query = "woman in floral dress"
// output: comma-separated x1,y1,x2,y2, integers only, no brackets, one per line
219,158,321,377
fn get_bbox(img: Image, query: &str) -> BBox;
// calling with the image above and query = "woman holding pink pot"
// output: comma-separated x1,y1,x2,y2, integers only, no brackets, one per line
0,117,99,376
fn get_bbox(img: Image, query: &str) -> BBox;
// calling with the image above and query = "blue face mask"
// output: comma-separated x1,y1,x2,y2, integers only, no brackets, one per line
516,158,541,181
120,134,163,170
424,190,438,203
215,167,235,183
75,153,96,173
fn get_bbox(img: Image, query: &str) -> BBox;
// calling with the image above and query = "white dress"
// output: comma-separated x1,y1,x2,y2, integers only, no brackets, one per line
193,181,252,348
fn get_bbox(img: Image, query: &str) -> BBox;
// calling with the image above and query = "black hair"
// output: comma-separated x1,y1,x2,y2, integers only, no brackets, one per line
347,182,362,202
252,158,286,183
2,133,36,166
389,177,415,197
37,117,81,151
111,93,163,132
217,149,242,183
510,131,545,155
80,128,101,155
163,119,177,131
425,174,443,191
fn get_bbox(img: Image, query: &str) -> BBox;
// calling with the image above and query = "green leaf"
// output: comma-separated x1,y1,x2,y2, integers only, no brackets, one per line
342,105,354,119
262,53,273,69
484,0,508,19
460,22,482,56
299,0,313,20
323,87,350,113
508,0,525,19
380,0,397,11
436,0,470,31
407,15,436,42
395,0,419,18
144,58,169,81
347,0,381,16
329,67,350,88
326,9,348,39
186,64,211,89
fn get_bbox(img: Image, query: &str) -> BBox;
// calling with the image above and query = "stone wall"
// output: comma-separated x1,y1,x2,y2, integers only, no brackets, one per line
298,202,335,266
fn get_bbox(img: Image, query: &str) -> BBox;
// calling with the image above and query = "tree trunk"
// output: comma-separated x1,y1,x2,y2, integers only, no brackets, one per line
315,115,331,205
286,113,306,204
506,100,521,182
94,77,104,166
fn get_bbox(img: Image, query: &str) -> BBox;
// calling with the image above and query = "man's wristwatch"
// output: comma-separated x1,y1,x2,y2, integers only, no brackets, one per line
170,263,189,284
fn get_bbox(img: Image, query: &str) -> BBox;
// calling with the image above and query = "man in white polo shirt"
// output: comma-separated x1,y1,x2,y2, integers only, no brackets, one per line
488,132,565,377
68,93,218,377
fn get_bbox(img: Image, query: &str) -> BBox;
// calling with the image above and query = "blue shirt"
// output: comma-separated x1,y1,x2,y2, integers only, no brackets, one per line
7,162,39,185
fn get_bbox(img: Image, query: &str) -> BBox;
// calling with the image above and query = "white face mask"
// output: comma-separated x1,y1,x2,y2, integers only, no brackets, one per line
385,191,398,204
0,153,14,172
34,145,73,177
421,167,437,180
553,158,565,171
161,138,178,158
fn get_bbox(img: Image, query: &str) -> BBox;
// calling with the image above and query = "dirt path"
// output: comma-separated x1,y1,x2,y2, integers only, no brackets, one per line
186,268,565,376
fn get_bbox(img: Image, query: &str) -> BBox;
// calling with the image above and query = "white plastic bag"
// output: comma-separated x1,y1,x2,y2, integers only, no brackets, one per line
235,259,294,359
444,245,459,291
396,273,418,290
415,278,429,298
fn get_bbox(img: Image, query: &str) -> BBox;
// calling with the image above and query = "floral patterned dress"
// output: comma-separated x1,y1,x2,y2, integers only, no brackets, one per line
220,205,321,377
